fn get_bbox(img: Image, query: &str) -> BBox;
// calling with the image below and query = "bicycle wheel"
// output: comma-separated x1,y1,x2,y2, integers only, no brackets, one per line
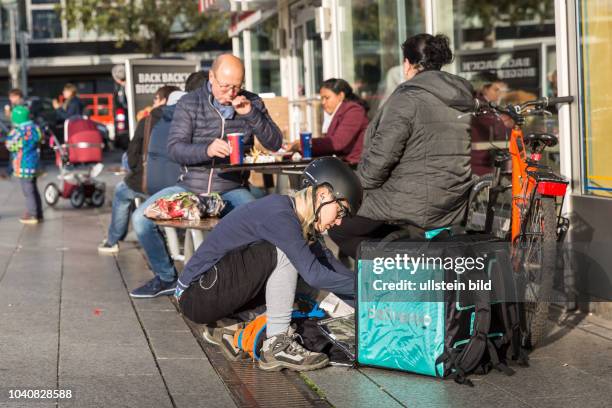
516,195,557,348
466,173,512,238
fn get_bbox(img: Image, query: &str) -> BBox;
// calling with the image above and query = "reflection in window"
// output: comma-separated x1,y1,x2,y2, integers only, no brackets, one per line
341,0,425,114
32,10,62,39
578,1,612,197
251,16,281,95
437,0,559,174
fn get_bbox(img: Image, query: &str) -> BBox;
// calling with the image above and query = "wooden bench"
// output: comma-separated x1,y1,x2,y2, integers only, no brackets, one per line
152,218,220,263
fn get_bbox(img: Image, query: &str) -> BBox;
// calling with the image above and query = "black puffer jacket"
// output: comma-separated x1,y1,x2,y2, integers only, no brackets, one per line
357,70,474,228
167,82,283,194
125,106,164,193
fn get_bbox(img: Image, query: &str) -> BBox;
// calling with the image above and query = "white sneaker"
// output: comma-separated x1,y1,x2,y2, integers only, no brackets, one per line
98,239,119,254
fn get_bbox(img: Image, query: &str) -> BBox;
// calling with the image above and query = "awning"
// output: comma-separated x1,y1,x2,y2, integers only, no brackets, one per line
228,8,277,37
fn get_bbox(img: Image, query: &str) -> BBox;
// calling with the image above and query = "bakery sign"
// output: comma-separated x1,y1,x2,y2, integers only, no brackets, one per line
457,47,541,95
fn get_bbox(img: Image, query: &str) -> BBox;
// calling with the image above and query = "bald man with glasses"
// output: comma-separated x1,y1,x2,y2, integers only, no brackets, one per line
129,54,283,298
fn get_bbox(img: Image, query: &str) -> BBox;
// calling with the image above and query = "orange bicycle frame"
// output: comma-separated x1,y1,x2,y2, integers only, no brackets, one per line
509,127,537,242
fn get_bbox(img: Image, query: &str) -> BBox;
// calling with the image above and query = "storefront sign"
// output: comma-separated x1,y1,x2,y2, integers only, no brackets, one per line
124,59,198,139
457,47,541,96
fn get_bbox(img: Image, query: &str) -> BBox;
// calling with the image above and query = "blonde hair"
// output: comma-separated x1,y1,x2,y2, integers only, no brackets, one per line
292,185,333,243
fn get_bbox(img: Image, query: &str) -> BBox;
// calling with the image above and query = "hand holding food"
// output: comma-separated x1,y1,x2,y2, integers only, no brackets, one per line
232,95,252,115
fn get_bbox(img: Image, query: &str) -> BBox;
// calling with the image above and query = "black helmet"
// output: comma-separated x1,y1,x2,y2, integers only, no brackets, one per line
301,156,363,217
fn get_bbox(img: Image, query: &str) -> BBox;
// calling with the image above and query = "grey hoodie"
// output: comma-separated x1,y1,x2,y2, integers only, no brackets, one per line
357,70,474,228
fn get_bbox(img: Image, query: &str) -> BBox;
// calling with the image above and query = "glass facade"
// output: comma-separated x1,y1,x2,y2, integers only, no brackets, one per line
577,0,612,197
31,9,62,39
339,0,425,113
250,17,281,95
436,0,559,172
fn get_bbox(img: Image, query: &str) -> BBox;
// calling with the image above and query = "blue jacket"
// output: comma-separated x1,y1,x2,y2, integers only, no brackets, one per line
146,105,181,195
177,194,355,296
56,97,84,121
167,81,283,194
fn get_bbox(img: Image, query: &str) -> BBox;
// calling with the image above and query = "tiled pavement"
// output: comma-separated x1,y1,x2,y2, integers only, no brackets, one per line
0,162,610,407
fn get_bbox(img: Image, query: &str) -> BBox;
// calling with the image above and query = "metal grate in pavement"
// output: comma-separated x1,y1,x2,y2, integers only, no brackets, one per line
181,315,331,408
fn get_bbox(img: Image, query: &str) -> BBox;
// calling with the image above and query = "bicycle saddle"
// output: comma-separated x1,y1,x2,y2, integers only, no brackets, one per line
524,133,558,147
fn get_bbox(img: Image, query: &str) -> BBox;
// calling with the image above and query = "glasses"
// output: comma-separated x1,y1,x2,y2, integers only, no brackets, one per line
336,201,349,220
213,74,243,93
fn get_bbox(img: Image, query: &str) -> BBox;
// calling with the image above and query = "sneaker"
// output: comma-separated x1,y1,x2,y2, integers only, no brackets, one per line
220,331,250,361
98,239,119,254
130,276,177,298
259,327,329,372
202,319,244,346
19,215,39,225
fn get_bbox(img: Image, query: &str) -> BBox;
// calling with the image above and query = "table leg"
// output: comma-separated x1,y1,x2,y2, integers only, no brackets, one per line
184,229,193,263
164,227,183,262
191,230,204,252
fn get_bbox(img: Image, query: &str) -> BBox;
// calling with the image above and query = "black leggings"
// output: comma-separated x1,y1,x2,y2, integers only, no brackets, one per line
328,215,399,259
179,242,277,324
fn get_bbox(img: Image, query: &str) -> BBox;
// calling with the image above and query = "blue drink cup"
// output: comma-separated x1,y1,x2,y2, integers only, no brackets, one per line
300,132,312,159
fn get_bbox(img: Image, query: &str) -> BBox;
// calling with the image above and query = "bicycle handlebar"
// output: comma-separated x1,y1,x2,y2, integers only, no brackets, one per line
473,95,574,119
546,96,574,105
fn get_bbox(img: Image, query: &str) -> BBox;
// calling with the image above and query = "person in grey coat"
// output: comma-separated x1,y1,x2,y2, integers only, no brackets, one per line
329,34,475,258
130,54,283,298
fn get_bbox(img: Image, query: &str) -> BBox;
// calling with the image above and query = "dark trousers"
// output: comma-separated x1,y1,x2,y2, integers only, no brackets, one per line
328,215,399,259
19,177,43,219
179,242,278,325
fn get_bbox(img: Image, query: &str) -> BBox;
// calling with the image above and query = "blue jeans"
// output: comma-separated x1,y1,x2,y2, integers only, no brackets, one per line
106,181,147,245
132,185,258,282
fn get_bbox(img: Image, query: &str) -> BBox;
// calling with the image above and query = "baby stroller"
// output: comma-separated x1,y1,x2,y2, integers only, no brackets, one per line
43,117,106,208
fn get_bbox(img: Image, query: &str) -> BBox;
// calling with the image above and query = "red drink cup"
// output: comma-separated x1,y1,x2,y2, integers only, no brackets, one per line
227,133,244,165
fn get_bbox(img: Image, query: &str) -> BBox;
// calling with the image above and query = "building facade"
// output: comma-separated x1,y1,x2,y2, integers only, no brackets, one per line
231,0,612,312
0,0,230,99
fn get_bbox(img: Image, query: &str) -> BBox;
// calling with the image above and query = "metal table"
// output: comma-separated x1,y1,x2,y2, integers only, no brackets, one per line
216,160,311,189
151,218,220,263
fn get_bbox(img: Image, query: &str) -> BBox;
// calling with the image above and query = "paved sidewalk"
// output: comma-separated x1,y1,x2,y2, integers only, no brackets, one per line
0,163,611,407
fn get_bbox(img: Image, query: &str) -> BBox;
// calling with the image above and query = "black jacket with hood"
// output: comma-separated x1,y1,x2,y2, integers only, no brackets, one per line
357,70,474,228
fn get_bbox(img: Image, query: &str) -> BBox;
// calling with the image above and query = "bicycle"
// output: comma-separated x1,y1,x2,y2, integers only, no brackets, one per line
469,95,574,348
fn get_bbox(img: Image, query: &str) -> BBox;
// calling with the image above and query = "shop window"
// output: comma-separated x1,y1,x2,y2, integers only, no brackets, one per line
32,9,62,39
340,0,425,114
577,0,612,197
437,0,559,174
251,16,281,95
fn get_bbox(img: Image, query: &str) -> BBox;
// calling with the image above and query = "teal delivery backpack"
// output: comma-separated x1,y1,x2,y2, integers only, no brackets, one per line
356,236,528,385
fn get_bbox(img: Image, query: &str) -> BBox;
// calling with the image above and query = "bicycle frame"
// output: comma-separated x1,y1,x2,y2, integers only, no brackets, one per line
508,122,568,243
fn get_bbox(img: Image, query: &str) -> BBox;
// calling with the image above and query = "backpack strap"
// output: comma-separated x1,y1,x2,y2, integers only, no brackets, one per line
453,300,491,373
506,303,529,366
488,338,515,376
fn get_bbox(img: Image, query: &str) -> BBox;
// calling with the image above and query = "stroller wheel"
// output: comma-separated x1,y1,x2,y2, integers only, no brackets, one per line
44,183,61,206
70,187,85,208
91,188,105,207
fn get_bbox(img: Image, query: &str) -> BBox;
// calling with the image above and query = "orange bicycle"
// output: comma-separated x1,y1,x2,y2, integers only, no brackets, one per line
469,95,574,347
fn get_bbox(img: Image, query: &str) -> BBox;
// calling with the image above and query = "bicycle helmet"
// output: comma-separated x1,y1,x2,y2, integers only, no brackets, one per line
301,156,363,219
11,105,30,125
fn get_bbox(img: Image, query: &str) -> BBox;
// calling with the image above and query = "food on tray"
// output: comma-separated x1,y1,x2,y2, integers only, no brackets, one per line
244,146,282,164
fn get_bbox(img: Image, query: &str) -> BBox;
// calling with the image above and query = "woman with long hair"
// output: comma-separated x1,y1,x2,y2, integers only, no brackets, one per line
175,157,362,371
53,83,84,121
